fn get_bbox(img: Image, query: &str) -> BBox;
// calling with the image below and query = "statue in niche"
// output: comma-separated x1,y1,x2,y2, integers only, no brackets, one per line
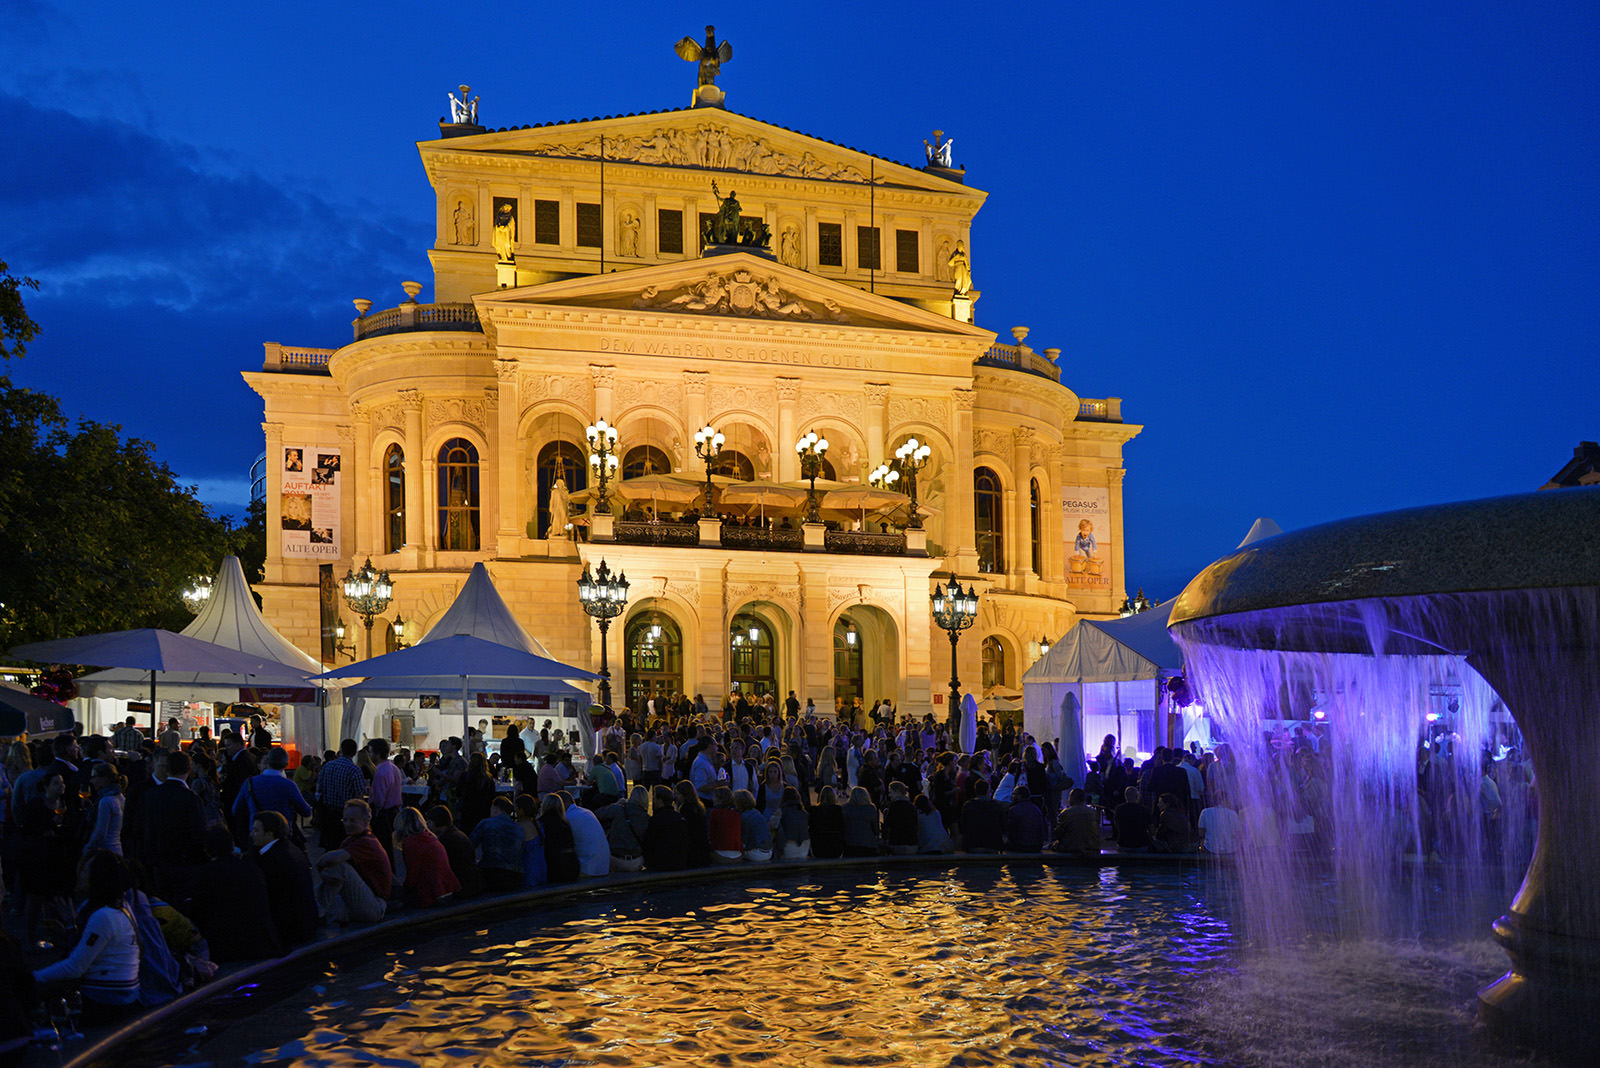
452,200,476,246
618,210,641,257
705,182,742,246
493,202,516,263
924,129,954,168
671,438,685,472
448,85,479,125
838,440,860,481
934,237,953,282
548,476,571,538
755,441,772,480
676,26,732,107
779,225,801,268
948,241,972,296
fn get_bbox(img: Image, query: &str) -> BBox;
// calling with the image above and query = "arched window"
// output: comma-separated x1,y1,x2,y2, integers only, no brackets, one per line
974,467,1004,574
982,635,1007,691
625,612,683,712
622,445,672,480
1029,478,1042,576
711,449,755,482
536,440,587,538
437,438,480,551
730,613,776,696
384,444,405,553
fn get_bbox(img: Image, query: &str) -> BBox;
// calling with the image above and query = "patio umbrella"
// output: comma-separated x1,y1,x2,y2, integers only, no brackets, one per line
0,685,76,737
719,480,809,522
313,634,599,755
960,691,979,754
820,485,908,528
9,629,302,732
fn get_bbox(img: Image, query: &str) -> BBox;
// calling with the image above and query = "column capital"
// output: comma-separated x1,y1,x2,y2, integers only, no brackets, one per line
482,384,499,410
952,388,976,412
398,389,423,412
261,421,284,444
776,376,802,401
1107,466,1127,487
682,370,710,395
349,401,372,425
1012,426,1036,446
865,382,890,405
494,358,519,383
336,423,356,444
590,364,617,389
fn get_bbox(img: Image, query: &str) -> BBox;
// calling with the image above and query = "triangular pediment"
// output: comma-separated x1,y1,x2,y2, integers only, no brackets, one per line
421,108,981,197
476,252,992,338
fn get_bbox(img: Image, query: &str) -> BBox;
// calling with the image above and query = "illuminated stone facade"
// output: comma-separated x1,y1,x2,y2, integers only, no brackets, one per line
247,99,1141,718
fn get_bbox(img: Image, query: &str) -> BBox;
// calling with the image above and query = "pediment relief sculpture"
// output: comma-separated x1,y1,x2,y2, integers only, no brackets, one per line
519,124,876,183
633,269,849,322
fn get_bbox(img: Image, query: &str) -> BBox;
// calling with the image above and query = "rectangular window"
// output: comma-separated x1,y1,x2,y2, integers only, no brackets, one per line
658,209,683,254
576,203,602,248
534,199,560,245
896,229,919,273
857,226,881,271
818,222,843,266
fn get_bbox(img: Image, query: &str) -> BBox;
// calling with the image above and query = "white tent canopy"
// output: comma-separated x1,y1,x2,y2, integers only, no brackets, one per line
338,563,594,754
74,556,331,754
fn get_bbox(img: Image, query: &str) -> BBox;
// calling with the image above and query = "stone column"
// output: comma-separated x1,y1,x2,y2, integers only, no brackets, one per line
683,371,709,433
262,422,284,582
337,423,357,564
865,383,889,469
950,389,979,573
350,406,373,558
1012,427,1036,579
1108,466,1128,606
1046,445,1067,583
400,391,424,568
776,378,800,482
590,364,615,420
494,360,521,556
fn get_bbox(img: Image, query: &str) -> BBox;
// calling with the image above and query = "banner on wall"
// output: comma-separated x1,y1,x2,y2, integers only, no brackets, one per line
280,445,342,559
1062,487,1112,590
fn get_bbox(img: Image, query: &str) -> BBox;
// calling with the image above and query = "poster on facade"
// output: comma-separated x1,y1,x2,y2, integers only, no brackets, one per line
281,445,341,559
1062,487,1112,590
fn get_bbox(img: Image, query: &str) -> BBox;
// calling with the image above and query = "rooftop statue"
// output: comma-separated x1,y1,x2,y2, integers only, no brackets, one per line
676,25,732,108
448,84,479,125
924,129,954,169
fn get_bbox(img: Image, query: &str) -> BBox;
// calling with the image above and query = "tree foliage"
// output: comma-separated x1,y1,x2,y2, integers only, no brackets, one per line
1,259,249,648
0,258,40,362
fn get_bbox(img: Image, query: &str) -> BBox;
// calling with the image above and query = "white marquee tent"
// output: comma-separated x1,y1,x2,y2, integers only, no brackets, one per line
74,556,329,754
337,563,595,754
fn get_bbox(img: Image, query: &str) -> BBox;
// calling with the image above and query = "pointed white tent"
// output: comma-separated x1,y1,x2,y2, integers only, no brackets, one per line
75,556,330,753
338,563,593,753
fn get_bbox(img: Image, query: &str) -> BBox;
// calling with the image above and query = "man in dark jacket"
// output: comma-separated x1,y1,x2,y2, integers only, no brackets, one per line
136,749,207,892
426,806,484,897
250,811,319,947
958,778,1005,853
182,826,282,962
219,731,259,843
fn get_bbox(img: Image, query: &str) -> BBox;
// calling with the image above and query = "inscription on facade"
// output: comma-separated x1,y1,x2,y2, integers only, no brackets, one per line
597,336,880,370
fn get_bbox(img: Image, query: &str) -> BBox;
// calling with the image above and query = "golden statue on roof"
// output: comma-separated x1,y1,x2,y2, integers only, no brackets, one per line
676,25,732,109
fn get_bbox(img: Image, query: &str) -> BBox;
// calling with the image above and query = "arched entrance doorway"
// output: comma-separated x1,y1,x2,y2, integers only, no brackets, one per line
832,605,900,715
729,612,776,697
625,611,682,713
833,618,863,708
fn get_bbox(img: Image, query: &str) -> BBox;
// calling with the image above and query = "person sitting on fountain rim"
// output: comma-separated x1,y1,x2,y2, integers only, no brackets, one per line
1113,787,1153,852
1150,793,1195,853
1052,788,1104,857
315,799,390,925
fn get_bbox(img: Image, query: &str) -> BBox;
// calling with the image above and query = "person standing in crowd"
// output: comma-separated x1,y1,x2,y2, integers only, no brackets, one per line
232,746,311,845
134,750,206,894
315,740,367,849
83,762,125,859
367,739,403,867
691,738,720,804
157,718,183,751
218,730,259,845
183,827,281,962
248,714,273,750
111,716,144,753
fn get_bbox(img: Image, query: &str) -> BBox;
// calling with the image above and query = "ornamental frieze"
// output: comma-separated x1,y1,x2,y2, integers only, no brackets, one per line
518,372,588,403
887,395,949,428
615,377,684,412
518,125,876,183
708,384,777,419
634,269,848,323
426,397,487,434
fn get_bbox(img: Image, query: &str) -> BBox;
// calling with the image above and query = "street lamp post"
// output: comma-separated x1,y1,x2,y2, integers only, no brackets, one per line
931,572,978,732
795,430,829,523
1119,588,1155,617
341,557,394,659
586,418,620,514
577,559,630,711
694,424,724,512
893,437,931,529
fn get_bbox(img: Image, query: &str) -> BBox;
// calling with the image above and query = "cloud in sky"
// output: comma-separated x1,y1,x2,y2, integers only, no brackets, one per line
0,93,422,314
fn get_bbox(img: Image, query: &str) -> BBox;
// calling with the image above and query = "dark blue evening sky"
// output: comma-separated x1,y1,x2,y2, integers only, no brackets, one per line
3,1,1596,599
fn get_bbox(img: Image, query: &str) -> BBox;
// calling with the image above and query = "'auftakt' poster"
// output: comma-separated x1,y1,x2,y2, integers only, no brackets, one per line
281,445,341,559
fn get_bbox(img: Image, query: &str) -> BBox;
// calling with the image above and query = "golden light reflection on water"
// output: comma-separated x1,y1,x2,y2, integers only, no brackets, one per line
166,867,1526,1068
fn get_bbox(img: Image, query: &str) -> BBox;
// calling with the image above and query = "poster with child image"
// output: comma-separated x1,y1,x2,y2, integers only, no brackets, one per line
1062,487,1111,590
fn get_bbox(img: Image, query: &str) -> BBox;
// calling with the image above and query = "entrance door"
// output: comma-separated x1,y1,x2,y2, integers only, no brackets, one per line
833,618,863,707
625,613,682,714
729,613,776,698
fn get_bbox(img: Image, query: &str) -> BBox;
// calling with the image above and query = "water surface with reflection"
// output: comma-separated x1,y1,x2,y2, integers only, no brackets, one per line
149,865,1539,1068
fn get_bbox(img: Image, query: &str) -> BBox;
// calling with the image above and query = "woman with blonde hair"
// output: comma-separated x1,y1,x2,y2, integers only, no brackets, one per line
842,785,881,857
394,805,460,907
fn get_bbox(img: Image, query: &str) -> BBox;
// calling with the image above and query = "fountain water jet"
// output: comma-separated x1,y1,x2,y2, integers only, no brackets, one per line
1169,487,1600,1056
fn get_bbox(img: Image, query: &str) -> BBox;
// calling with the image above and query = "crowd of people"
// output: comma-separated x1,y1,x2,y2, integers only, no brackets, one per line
1,698,1376,1060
